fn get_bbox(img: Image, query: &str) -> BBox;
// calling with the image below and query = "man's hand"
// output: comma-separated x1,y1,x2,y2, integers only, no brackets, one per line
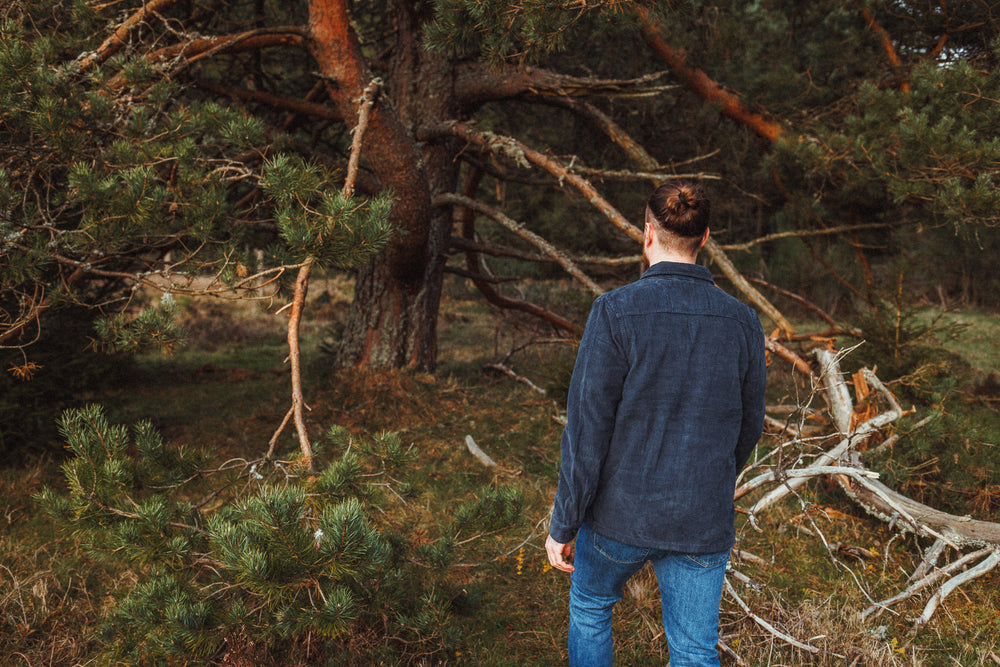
545,534,575,573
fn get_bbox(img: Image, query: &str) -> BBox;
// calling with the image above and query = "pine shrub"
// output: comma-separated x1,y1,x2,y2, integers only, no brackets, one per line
37,405,525,663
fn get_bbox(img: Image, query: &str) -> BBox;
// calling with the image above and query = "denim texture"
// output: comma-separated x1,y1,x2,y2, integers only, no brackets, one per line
550,261,767,552
569,523,729,666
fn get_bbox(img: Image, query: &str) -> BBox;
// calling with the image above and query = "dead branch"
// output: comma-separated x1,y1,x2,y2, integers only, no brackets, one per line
911,549,1000,632
427,120,792,336
765,338,813,376
437,193,604,297
703,240,795,336
464,435,498,468
448,172,580,335
270,77,380,469
747,341,1000,630
740,277,839,329
453,61,675,109
861,546,993,620
484,363,547,395
749,363,900,515
431,120,643,245
449,236,639,268
724,579,827,656
719,222,895,252
77,0,182,73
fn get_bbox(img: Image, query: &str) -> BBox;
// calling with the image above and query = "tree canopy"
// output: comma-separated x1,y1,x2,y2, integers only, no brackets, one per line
2,0,999,376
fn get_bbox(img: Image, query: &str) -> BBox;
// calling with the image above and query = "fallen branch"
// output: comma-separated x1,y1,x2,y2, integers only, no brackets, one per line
861,546,993,620
724,579,826,656
463,435,498,468
911,548,1000,632
484,363,547,395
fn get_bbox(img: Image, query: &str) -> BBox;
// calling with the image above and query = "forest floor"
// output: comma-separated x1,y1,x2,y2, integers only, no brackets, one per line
2,275,1000,666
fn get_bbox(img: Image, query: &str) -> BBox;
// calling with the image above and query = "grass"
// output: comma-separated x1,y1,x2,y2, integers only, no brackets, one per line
3,278,1000,665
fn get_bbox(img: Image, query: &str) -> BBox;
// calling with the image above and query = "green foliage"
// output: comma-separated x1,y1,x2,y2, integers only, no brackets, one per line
261,155,394,268
0,2,391,376
425,0,630,65
37,405,526,662
93,293,186,357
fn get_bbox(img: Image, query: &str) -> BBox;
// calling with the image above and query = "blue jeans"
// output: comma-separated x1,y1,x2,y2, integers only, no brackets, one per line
568,523,728,667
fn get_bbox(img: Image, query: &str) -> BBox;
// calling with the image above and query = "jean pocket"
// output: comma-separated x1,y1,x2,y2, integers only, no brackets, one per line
592,530,650,565
683,549,730,569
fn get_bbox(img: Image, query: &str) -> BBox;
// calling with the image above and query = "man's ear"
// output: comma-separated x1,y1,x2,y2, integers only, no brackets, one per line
644,223,656,248
698,227,710,250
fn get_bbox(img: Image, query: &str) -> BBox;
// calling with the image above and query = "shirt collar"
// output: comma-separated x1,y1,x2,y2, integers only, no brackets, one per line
640,261,714,283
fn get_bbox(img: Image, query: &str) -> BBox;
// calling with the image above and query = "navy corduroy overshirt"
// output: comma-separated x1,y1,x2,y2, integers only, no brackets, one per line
549,261,767,553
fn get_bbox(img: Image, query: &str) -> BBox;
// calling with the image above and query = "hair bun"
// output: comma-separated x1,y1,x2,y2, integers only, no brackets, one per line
676,191,689,208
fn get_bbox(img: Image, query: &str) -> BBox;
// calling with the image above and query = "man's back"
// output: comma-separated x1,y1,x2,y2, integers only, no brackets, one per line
550,261,766,553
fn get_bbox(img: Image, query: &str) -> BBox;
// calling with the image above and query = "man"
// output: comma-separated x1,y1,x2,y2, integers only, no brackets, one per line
545,181,767,667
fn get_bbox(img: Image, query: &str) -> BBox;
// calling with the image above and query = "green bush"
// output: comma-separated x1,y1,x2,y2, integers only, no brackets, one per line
37,406,525,663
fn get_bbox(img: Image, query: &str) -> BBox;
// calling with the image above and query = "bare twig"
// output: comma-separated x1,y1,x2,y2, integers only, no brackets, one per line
437,192,604,297
724,579,827,656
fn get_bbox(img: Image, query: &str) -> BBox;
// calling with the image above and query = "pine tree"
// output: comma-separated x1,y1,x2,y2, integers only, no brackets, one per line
37,405,525,662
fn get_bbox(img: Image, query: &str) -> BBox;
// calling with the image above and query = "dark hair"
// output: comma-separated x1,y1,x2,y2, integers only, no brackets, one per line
646,181,710,239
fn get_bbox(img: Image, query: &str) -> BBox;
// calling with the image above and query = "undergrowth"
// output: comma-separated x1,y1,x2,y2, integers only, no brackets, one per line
2,280,1000,665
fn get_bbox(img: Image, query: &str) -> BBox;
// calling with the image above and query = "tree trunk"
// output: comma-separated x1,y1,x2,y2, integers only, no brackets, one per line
308,0,455,370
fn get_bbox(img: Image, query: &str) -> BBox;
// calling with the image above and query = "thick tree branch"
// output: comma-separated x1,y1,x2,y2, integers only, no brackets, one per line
634,5,784,142
860,8,912,92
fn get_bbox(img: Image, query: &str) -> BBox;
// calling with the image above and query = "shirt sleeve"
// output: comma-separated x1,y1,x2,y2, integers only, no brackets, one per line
734,314,767,470
549,296,629,544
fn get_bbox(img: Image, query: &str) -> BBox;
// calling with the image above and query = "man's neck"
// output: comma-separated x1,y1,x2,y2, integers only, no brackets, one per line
645,247,699,266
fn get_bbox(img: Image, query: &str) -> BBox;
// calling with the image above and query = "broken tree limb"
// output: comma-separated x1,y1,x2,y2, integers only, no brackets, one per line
464,435,498,468
911,549,1000,632
736,466,879,502
908,538,948,585
484,363,547,395
861,546,993,620
749,367,902,515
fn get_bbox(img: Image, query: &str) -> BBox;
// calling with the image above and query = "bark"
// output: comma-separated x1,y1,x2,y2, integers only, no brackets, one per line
307,0,448,370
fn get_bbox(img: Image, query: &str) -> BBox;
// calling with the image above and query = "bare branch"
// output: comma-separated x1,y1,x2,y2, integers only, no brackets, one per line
912,549,1000,632
634,5,784,142
428,120,643,244
436,192,604,297
861,546,993,619
77,0,183,73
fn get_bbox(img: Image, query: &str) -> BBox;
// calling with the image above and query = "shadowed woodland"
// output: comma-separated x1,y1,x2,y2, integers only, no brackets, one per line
2,0,1000,664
